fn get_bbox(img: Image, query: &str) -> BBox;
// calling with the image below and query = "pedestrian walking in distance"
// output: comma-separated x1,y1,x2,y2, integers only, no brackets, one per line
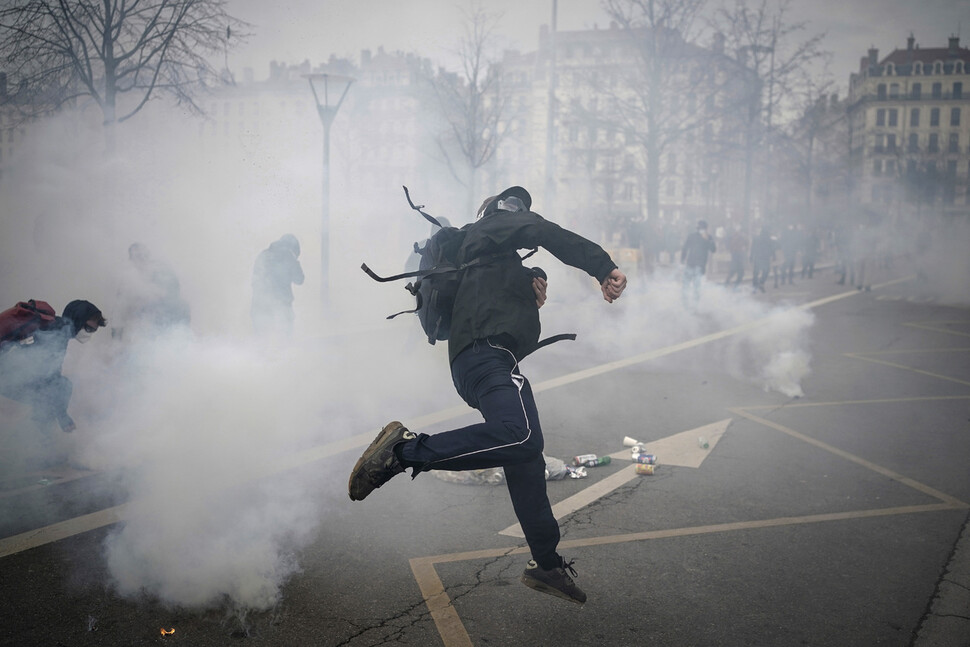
680,219,716,307
348,185,627,604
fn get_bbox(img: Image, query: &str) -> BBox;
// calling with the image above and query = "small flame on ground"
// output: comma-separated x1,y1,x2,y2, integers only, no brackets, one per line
160,627,175,636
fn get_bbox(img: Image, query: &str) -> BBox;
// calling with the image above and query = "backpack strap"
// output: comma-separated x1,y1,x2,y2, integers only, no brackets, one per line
360,263,425,283
533,333,577,352
403,185,443,228
386,288,422,319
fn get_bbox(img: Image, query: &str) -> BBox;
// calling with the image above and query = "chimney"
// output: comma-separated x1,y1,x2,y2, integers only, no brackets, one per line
868,47,879,66
361,49,372,65
907,33,915,50
949,35,959,56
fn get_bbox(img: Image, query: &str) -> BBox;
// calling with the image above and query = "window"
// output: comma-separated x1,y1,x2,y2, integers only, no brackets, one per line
912,82,921,99
955,82,964,99
876,108,886,126
666,180,676,197
907,159,917,176
873,159,882,176
911,108,920,127
931,108,940,127
877,84,887,99
888,109,898,127
887,134,897,151
929,133,939,153
951,107,961,127
886,159,896,175
908,133,919,152
890,83,899,98
949,133,959,153
932,82,942,99
874,134,884,152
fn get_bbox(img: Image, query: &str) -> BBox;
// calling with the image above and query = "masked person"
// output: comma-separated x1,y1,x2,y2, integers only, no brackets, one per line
348,186,627,605
251,234,305,338
0,300,106,433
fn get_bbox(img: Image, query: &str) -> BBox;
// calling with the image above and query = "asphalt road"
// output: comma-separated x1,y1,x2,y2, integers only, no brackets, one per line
1,262,968,647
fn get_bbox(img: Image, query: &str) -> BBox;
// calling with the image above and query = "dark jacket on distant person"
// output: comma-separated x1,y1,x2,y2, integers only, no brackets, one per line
681,231,716,272
252,236,305,308
448,210,617,364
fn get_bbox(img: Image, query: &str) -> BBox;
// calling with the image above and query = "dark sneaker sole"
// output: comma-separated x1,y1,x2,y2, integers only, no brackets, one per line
520,573,586,605
348,421,413,501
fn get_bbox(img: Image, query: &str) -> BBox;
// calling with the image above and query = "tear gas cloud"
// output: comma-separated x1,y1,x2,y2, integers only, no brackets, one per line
0,16,967,614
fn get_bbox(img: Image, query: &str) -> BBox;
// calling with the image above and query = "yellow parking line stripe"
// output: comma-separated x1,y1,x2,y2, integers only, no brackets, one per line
412,502,959,647
409,558,475,647
845,353,970,387
729,408,969,509
904,322,970,338
0,504,127,559
851,348,970,356
740,395,970,410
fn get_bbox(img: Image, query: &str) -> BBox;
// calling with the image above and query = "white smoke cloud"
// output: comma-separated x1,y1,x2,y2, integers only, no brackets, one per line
537,261,815,399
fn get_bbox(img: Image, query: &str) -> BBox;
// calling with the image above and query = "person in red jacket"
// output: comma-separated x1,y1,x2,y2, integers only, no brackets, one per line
0,300,106,434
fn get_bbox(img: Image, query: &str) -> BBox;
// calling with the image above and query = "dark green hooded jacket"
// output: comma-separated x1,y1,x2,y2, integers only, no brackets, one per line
448,209,617,364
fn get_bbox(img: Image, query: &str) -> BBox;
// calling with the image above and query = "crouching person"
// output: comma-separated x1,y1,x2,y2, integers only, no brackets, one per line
0,300,106,434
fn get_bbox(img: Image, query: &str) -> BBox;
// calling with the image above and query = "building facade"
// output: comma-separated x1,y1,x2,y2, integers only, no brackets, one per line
848,35,970,219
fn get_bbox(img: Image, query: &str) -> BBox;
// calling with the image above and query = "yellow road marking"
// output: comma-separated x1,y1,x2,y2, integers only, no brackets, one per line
849,348,970,356
739,395,970,410
845,353,970,387
904,321,970,338
410,503,960,647
728,408,969,509
416,397,967,646
0,505,127,559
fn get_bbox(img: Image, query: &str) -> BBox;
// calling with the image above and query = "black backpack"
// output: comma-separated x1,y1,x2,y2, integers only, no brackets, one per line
362,187,534,345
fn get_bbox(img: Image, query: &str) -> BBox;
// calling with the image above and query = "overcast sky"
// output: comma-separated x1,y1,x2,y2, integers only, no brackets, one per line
228,0,967,93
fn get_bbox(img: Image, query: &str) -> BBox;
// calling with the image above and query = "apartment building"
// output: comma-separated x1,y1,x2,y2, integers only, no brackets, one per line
848,35,970,218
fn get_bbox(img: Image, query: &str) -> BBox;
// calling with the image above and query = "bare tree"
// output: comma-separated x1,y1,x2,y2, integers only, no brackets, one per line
715,0,829,226
0,0,247,150
595,0,719,227
775,79,845,225
428,2,514,214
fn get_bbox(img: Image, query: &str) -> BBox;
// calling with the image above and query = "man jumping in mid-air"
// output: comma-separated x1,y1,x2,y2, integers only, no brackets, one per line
348,186,627,604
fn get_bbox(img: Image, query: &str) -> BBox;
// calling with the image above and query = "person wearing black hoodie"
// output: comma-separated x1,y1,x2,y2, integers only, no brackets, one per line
251,234,305,338
0,300,106,433
348,186,627,605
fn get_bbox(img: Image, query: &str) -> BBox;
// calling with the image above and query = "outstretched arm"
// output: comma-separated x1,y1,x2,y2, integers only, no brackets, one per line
601,268,627,303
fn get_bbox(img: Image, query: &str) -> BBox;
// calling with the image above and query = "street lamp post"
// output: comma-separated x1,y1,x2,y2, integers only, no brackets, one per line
305,72,354,306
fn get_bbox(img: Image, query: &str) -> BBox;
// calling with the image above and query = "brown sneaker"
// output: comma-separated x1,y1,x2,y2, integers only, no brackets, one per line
348,421,415,501
520,557,587,604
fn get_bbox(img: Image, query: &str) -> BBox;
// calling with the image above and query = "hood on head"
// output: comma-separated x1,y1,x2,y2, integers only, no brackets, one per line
62,300,106,335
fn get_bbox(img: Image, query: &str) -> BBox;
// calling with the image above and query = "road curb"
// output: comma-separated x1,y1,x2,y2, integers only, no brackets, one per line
913,508,970,647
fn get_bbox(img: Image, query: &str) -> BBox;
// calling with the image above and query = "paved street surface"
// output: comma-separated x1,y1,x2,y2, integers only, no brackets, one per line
1,262,968,646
